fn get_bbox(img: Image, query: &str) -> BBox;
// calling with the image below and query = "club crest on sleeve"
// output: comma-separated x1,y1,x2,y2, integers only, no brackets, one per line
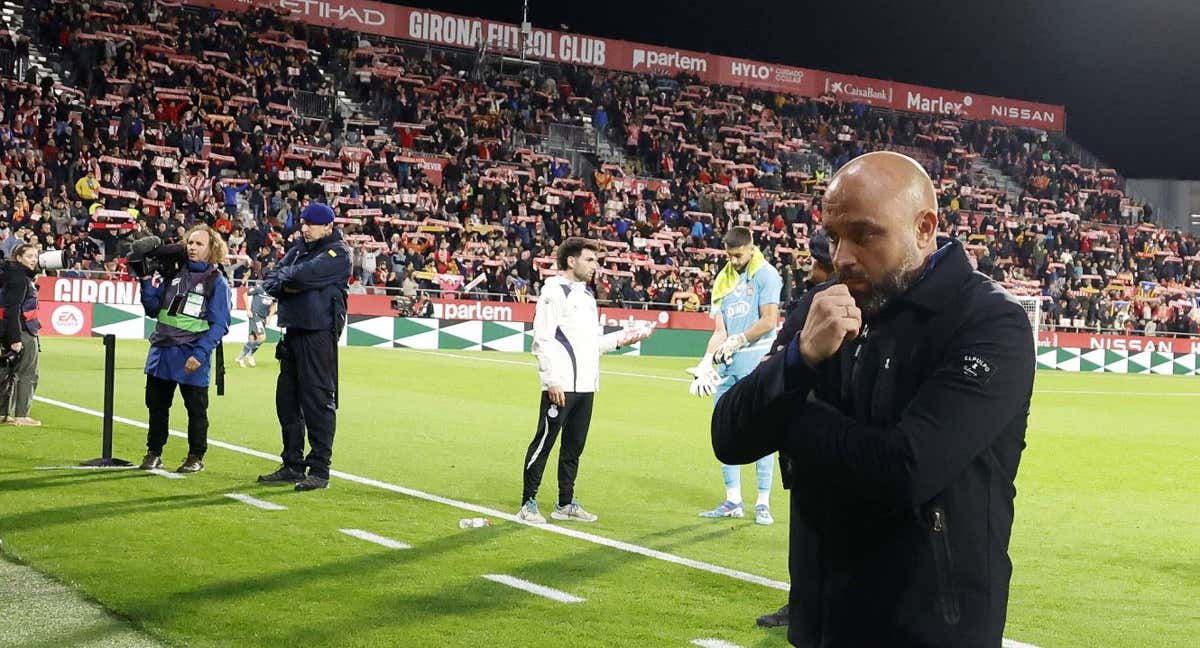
961,354,994,382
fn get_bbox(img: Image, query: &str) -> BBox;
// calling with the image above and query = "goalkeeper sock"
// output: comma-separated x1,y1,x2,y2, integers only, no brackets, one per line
725,487,742,505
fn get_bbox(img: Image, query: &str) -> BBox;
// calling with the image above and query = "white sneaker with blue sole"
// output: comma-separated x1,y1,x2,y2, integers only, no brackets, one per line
698,500,745,518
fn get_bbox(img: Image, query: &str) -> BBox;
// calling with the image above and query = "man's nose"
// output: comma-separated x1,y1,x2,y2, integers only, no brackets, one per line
832,242,857,271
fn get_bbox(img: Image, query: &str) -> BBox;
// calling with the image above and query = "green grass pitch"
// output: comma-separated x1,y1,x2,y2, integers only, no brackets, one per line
0,337,1195,647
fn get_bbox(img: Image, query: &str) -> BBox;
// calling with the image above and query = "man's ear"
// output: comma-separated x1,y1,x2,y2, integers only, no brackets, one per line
917,208,939,247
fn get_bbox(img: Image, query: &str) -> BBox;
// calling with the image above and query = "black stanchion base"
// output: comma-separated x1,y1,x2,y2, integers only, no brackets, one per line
79,457,134,467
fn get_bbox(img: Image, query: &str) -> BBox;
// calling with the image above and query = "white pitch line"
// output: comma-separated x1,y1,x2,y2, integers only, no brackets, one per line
691,640,745,648
224,493,287,511
1003,640,1042,648
33,395,788,591
148,468,185,480
338,528,410,550
32,395,1042,648
481,574,584,603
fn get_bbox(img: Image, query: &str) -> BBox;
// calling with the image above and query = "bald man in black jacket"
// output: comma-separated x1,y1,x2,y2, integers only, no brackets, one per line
713,152,1034,647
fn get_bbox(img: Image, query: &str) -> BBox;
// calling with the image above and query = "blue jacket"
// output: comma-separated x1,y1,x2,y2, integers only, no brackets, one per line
222,183,249,207
263,230,351,333
141,261,231,387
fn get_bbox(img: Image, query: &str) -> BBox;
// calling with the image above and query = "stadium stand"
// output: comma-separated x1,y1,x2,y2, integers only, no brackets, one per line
0,0,1197,336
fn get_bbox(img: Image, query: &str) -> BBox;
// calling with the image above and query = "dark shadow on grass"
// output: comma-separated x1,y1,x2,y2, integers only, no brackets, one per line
624,520,761,553
0,469,144,494
135,523,523,613
0,489,244,534
325,522,779,644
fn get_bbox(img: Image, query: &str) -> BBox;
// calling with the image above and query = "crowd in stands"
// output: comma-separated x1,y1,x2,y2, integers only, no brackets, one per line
0,0,1196,336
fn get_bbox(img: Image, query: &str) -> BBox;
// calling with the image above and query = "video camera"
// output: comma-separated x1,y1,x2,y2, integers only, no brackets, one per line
391,295,434,318
391,295,417,317
124,234,186,279
0,347,20,367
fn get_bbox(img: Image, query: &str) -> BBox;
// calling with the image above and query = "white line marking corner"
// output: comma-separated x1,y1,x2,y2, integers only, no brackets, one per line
224,493,287,511
482,574,584,603
339,528,410,550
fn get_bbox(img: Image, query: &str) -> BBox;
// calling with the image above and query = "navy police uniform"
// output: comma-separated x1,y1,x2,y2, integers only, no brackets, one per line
262,203,351,481
713,239,1035,647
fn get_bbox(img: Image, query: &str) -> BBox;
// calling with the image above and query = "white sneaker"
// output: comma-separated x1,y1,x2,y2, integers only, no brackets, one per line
236,356,247,368
10,417,40,427
246,354,256,367
754,504,774,525
551,501,598,522
516,499,546,524
699,500,745,518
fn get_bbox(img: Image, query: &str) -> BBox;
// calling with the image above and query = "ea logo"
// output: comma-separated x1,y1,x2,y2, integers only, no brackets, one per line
52,305,85,335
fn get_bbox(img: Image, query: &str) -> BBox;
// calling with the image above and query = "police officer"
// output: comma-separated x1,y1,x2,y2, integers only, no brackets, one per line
235,281,276,368
257,202,350,492
754,229,834,628
138,225,231,473
713,152,1035,647
0,243,44,426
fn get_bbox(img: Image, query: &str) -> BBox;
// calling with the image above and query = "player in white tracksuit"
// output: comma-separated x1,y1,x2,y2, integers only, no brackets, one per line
517,238,653,525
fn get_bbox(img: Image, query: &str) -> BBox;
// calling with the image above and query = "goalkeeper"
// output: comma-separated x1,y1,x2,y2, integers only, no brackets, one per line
687,226,782,525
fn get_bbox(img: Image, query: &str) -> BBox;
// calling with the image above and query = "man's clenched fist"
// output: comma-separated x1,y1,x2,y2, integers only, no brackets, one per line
799,284,862,366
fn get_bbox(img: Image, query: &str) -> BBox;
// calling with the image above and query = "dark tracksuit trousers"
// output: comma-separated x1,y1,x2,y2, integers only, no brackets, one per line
276,329,338,479
521,390,594,507
145,375,208,457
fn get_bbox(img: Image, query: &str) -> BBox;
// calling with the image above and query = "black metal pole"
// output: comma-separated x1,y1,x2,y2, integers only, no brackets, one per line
102,333,114,458
81,334,131,467
215,342,225,396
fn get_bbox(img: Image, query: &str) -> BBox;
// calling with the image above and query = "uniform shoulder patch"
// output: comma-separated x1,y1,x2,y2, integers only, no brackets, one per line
960,353,994,384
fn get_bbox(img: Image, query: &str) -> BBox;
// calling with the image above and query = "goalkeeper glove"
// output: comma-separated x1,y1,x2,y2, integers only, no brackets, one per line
685,354,720,397
713,333,747,365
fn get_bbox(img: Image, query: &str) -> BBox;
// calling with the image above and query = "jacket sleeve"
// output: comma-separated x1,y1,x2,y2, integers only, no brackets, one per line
2,268,26,345
597,319,625,354
531,289,564,389
140,277,165,318
188,276,231,360
735,303,1034,511
275,246,351,293
711,288,819,462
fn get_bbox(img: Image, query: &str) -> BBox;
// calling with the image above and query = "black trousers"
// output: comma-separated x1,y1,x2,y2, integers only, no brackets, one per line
521,391,594,507
145,374,208,457
276,329,338,479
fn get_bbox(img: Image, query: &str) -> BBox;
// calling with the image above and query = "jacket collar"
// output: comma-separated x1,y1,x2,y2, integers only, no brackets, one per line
894,237,972,313
297,229,344,254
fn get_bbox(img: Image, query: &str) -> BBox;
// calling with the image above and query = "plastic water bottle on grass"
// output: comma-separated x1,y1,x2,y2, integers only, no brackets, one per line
459,517,492,528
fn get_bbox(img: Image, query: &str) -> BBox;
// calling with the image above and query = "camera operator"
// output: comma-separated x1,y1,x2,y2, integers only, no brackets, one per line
0,244,44,426
137,225,231,474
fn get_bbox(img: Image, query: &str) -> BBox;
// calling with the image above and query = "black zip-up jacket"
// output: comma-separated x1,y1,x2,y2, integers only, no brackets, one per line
263,230,351,334
713,240,1034,647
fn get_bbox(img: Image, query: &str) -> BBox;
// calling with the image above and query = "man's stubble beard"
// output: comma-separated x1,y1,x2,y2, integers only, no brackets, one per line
851,246,924,319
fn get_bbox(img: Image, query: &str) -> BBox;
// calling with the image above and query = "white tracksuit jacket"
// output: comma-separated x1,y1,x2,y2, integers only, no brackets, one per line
532,275,626,393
